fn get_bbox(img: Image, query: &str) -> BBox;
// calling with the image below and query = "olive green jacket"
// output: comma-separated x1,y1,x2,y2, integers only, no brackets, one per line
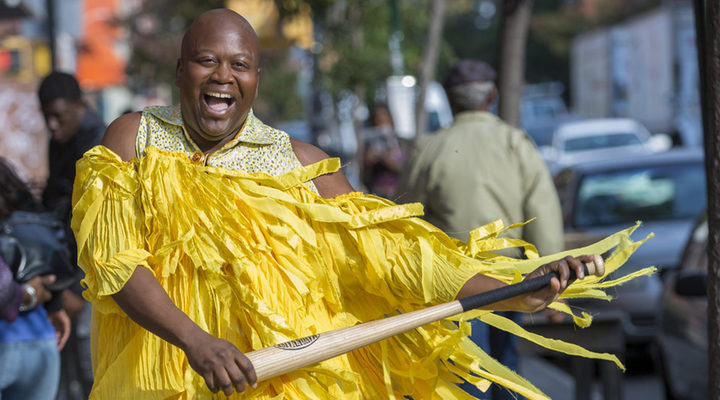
394,111,563,258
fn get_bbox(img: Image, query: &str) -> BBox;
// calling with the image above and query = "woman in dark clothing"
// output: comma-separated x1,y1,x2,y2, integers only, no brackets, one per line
0,157,70,399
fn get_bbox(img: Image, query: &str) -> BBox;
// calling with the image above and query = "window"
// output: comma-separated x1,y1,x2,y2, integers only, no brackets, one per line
573,163,706,227
564,133,643,152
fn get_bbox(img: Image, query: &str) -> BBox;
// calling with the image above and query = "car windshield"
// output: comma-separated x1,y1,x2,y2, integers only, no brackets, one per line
573,163,706,227
563,133,643,152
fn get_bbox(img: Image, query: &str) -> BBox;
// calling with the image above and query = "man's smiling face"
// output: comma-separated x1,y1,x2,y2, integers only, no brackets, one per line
175,10,260,150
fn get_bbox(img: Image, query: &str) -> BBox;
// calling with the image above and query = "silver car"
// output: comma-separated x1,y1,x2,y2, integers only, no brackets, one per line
541,118,672,176
656,212,707,400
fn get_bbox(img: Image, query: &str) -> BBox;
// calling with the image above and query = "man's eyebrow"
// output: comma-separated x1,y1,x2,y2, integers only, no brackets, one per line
192,49,254,59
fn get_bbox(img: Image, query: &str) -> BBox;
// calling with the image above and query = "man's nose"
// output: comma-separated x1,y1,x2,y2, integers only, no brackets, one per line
210,62,232,83
46,117,60,131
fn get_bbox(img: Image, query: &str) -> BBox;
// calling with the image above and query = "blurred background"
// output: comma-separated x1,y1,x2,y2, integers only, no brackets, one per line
0,0,701,190
0,0,706,399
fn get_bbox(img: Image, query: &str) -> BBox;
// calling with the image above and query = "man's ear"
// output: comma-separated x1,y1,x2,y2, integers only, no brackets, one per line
73,99,85,116
175,58,183,87
483,86,498,110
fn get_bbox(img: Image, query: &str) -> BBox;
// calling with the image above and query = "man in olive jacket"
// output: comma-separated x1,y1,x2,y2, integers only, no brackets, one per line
394,60,563,399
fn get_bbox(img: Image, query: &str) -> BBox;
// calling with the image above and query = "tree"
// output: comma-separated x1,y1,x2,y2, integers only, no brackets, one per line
496,0,534,128
694,0,720,397
414,0,447,140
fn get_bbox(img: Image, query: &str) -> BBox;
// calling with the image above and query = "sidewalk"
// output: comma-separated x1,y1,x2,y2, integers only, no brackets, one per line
519,355,664,400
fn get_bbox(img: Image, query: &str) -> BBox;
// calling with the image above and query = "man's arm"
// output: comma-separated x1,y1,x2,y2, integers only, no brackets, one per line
114,268,256,394
290,138,354,199
101,115,257,395
100,112,141,161
455,255,603,312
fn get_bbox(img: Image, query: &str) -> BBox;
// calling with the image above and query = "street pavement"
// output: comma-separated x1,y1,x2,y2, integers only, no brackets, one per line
519,355,664,400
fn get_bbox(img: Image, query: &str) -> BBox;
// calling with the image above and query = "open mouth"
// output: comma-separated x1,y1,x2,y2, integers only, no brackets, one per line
202,91,236,114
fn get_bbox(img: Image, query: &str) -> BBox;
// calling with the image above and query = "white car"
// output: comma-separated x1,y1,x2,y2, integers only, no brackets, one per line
540,118,670,176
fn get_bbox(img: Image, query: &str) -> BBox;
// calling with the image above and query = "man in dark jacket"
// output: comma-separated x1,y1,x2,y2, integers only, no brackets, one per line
38,71,105,400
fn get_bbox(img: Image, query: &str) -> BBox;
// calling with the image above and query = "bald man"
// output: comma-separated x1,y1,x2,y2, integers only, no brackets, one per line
97,9,352,397
75,9,600,399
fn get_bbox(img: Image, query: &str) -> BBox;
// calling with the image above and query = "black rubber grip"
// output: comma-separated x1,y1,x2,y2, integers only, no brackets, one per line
457,265,589,312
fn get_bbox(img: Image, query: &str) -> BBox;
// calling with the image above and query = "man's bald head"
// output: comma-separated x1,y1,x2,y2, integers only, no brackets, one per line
175,8,262,151
180,9,259,60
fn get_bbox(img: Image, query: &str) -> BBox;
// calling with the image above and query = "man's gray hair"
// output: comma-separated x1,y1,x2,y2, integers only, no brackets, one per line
447,81,495,111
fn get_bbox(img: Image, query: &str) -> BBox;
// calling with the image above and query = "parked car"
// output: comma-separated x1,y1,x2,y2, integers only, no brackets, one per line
541,118,670,176
520,81,577,148
656,212,707,400
553,148,706,348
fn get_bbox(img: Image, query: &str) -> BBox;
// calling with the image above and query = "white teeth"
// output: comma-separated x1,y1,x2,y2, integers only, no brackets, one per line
205,92,233,99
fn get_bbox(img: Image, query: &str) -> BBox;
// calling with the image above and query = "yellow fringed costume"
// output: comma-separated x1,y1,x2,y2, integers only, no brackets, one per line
72,145,654,399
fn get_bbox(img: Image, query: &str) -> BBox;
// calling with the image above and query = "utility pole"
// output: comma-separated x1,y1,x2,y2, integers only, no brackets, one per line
496,0,533,127
389,0,404,76
45,0,56,70
694,0,720,396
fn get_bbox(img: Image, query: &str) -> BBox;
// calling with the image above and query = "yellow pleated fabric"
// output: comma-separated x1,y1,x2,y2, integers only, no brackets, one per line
71,146,654,400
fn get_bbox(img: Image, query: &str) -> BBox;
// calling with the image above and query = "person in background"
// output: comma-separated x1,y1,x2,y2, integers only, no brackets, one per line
0,257,55,323
0,157,70,400
38,71,105,400
394,59,564,399
361,104,406,198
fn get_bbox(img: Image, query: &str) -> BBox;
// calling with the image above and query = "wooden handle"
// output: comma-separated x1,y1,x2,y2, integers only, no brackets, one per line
586,254,604,275
246,301,463,381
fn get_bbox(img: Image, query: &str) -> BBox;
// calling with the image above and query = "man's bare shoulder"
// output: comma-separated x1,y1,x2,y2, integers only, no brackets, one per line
100,112,142,162
289,138,354,198
289,137,329,166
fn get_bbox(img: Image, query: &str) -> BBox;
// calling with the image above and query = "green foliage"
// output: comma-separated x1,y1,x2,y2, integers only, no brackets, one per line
441,0,580,99
441,9,498,76
279,0,459,107
254,50,306,124
124,0,226,101
305,0,396,105
124,0,640,121
123,0,479,120
526,5,582,93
